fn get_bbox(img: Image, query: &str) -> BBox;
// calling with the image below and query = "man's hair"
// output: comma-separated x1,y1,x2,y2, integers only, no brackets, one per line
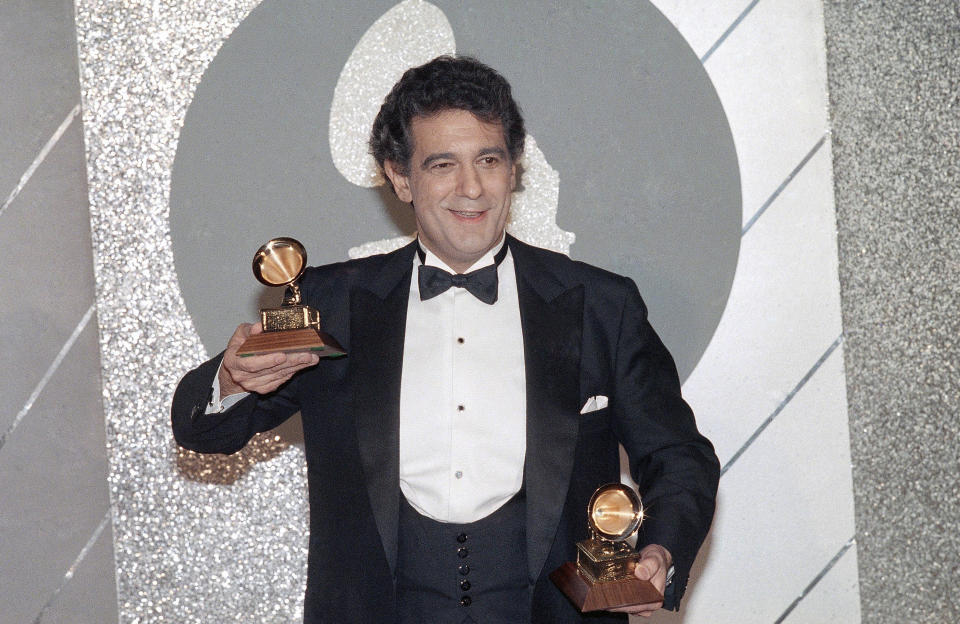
370,55,526,187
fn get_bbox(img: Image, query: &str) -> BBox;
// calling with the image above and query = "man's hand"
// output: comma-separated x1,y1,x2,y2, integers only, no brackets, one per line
608,544,673,618
219,323,320,396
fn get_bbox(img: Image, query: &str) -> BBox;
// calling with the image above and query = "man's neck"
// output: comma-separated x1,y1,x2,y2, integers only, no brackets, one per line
417,235,506,274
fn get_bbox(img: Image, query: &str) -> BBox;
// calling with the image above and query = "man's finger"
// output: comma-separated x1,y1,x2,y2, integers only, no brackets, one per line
229,351,289,374
608,600,663,615
242,365,311,393
231,356,320,393
239,352,318,374
239,359,317,382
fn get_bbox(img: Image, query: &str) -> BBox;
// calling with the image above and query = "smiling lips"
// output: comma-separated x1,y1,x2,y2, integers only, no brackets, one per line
450,209,486,219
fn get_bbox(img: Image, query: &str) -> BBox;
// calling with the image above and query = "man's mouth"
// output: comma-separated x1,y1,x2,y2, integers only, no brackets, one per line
450,209,485,219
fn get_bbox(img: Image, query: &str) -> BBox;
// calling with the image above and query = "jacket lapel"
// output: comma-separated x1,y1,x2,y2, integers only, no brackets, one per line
350,241,416,578
510,236,584,583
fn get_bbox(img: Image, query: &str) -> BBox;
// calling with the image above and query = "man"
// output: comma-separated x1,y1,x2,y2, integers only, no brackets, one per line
172,55,719,623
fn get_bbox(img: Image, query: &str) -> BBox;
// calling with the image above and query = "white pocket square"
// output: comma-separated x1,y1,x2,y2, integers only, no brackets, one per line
580,395,609,414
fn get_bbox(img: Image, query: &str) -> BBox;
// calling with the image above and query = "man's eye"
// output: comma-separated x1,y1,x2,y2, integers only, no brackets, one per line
431,162,453,170
479,156,500,166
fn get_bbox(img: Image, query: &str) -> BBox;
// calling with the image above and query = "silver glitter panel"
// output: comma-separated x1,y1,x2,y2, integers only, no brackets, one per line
76,1,314,621
824,1,960,622
506,135,575,255
330,0,455,188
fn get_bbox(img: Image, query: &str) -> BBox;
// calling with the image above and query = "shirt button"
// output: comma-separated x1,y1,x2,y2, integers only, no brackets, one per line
457,404,465,412
456,532,468,543
458,564,470,575
460,596,472,607
457,337,465,344
455,471,463,479
460,580,471,591
457,547,469,558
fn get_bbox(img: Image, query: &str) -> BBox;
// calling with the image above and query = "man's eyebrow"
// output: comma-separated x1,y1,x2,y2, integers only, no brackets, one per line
419,147,508,170
477,146,507,159
420,152,455,169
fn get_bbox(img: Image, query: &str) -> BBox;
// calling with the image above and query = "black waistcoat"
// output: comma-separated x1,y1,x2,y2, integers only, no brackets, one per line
396,493,531,623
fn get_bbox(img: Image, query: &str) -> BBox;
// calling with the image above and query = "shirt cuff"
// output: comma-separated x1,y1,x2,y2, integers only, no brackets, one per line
204,361,250,414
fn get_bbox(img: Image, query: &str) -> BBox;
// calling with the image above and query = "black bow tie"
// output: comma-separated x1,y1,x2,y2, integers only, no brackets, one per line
417,242,509,305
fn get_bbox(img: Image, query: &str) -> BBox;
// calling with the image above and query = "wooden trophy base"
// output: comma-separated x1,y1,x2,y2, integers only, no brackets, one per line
236,328,346,358
549,562,663,612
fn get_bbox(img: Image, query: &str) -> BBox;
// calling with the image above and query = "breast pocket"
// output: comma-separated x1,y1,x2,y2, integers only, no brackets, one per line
578,406,611,435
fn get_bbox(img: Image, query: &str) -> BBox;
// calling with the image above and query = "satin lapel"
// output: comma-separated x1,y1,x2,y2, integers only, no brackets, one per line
513,241,584,583
350,244,415,578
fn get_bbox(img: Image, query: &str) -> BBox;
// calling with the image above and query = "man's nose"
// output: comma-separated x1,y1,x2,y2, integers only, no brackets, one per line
457,166,483,199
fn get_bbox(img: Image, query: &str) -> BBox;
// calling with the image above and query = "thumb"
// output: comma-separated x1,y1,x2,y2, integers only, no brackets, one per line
226,323,253,349
634,558,657,581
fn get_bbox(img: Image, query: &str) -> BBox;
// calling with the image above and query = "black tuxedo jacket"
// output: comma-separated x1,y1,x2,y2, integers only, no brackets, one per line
172,235,719,623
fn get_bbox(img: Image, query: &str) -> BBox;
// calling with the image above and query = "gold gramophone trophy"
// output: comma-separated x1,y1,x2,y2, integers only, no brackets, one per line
235,237,345,358
550,483,662,612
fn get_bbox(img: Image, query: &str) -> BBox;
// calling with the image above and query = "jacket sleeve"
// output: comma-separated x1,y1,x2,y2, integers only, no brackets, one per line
170,352,301,455
610,279,720,610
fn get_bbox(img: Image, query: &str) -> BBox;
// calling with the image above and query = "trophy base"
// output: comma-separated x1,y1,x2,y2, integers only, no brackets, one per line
236,328,346,358
549,562,663,612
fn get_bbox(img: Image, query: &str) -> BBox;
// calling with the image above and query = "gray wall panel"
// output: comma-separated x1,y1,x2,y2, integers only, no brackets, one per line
0,0,82,196
0,0,117,621
0,119,94,435
0,323,109,624
42,519,118,624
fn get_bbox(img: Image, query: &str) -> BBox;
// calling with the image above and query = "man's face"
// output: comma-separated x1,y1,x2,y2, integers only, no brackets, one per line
384,109,516,273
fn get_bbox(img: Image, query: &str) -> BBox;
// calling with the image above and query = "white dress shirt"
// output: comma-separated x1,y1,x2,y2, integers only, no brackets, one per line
400,237,527,523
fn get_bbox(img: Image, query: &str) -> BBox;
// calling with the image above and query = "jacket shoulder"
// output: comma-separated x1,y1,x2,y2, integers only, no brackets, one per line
509,236,639,295
297,242,415,296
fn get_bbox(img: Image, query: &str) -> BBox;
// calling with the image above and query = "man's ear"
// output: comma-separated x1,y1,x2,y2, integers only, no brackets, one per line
383,160,413,203
510,161,517,192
